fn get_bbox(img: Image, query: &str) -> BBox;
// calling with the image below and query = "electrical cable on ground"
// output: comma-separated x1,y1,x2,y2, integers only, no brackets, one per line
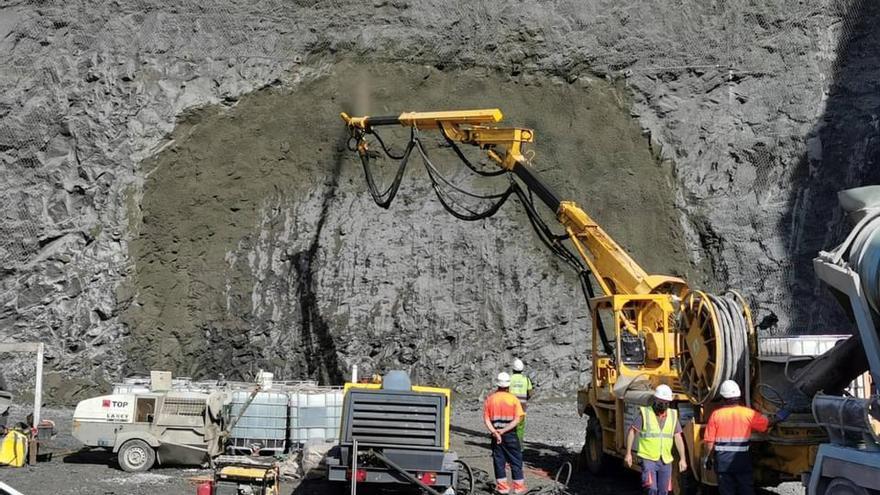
454,459,475,495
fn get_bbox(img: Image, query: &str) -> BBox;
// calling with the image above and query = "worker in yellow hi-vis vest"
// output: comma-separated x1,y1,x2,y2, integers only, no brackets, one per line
624,385,688,495
508,358,534,444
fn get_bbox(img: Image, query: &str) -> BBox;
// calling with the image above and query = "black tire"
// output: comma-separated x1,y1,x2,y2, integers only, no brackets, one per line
825,477,869,495
582,417,610,475
117,439,156,472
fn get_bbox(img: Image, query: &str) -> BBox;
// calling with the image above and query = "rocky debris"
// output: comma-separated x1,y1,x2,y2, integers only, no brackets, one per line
0,0,877,401
299,440,333,479
100,472,174,485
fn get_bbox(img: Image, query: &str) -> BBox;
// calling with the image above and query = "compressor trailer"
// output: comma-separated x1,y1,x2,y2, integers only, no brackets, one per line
326,371,462,494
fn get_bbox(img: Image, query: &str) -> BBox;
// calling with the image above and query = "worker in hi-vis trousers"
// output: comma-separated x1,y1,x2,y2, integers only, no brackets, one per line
508,358,533,445
704,380,787,495
484,372,527,495
625,385,688,495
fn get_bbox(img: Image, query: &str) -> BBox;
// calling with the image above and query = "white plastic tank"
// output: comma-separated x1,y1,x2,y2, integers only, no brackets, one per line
288,388,344,445
228,390,289,453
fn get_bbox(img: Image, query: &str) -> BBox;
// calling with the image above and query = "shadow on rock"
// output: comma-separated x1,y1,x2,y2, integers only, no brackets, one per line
780,0,880,334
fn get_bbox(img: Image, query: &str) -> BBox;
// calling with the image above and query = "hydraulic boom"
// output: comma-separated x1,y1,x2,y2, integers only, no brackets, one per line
341,109,687,298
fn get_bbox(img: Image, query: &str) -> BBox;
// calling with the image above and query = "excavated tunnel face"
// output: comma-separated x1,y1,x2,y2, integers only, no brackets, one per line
123,60,702,393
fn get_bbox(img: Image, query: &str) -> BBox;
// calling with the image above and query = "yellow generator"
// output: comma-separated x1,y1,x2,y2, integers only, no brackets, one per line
208,456,280,495
325,371,461,494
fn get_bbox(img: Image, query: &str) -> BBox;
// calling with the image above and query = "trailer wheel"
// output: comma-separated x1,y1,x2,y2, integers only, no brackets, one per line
825,477,869,495
118,439,156,472
582,417,610,475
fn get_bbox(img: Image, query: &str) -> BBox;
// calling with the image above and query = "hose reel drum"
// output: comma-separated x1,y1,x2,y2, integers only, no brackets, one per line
678,291,753,404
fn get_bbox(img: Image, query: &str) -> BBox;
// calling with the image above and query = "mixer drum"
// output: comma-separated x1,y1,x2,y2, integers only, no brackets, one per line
812,394,880,447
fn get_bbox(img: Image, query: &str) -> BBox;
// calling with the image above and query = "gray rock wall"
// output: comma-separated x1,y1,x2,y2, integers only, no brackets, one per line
0,0,876,403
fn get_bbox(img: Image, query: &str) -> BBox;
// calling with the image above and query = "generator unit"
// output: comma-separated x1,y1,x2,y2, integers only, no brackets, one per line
326,371,459,493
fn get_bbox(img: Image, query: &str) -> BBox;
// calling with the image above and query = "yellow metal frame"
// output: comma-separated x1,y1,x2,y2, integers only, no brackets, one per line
341,109,503,130
343,382,452,452
589,295,682,389
218,466,274,479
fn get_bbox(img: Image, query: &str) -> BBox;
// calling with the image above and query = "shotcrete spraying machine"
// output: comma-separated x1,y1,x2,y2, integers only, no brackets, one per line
340,108,879,493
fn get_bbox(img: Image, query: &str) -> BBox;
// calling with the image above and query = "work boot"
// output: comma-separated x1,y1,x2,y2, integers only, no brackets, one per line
512,479,527,494
495,479,511,494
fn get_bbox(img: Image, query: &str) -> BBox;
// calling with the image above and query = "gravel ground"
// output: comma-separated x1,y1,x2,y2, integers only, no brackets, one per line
0,402,804,495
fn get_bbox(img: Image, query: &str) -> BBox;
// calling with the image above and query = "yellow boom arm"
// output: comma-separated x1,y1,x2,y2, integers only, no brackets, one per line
341,109,688,298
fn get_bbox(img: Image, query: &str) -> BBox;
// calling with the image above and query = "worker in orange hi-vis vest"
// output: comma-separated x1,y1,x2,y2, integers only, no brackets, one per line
484,372,526,495
704,380,789,495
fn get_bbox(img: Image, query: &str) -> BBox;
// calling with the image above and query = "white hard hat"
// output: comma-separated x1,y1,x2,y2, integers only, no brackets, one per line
654,384,674,402
720,380,742,399
497,372,511,388
513,359,525,372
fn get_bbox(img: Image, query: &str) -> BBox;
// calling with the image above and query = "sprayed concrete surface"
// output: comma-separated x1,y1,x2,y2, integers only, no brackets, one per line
121,60,696,395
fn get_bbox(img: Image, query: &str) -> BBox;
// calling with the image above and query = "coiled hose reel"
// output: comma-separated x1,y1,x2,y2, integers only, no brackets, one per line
679,290,753,404
848,214,880,315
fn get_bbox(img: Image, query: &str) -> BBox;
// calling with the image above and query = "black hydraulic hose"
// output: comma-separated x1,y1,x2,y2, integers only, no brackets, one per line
369,449,445,495
428,176,515,221
510,161,562,212
359,128,415,208
416,139,510,200
439,123,507,177
362,115,402,127
579,271,613,357
454,459,475,495
511,181,576,267
415,136,516,221
372,128,408,160
510,180,613,355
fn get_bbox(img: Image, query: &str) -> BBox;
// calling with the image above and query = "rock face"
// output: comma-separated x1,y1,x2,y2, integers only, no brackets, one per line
0,0,878,403
122,61,695,395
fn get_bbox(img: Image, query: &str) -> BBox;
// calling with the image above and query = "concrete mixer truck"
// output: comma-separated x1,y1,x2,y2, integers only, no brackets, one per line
801,186,880,495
